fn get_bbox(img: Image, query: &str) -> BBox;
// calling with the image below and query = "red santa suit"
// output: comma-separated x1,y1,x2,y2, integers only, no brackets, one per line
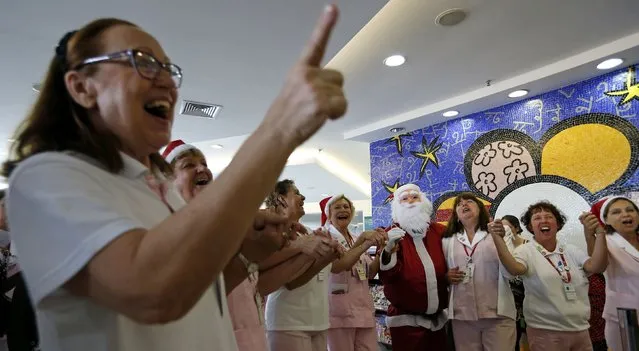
379,184,449,350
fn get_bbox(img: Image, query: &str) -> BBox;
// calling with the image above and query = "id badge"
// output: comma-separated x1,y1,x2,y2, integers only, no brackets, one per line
356,263,367,281
563,282,577,301
317,270,326,281
255,292,265,324
462,263,474,284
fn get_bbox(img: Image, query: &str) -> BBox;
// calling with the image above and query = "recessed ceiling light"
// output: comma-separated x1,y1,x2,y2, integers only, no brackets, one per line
442,110,459,117
7,139,15,143
210,144,224,149
383,55,406,67
508,89,529,98
389,127,405,133
435,8,467,26
596,58,623,70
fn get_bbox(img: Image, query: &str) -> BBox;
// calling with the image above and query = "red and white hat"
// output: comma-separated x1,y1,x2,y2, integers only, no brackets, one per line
162,139,199,163
591,196,628,225
320,194,345,226
392,183,421,202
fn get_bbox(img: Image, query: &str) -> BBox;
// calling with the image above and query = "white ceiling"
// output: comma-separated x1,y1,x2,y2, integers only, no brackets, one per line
1,0,639,211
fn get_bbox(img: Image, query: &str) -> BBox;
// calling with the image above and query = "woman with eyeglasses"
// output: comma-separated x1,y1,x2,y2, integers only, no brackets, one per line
3,7,346,351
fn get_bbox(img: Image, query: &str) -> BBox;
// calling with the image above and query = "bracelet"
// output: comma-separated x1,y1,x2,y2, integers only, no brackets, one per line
237,252,259,275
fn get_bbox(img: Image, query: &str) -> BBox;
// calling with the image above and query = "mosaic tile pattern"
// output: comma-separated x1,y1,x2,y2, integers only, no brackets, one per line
370,65,639,229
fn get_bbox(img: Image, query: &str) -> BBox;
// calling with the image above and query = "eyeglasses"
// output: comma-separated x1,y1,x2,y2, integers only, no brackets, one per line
73,49,183,88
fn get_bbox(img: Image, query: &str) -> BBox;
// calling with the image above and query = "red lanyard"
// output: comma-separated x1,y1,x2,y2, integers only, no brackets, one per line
463,244,478,259
542,254,572,283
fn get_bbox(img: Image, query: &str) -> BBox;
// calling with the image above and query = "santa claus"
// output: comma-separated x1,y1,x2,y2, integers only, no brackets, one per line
379,183,449,350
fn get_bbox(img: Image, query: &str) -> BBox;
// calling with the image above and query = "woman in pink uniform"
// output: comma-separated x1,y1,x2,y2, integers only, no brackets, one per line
442,193,517,351
320,194,386,351
584,196,639,351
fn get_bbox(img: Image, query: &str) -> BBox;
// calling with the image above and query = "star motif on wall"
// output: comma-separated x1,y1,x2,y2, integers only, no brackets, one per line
411,136,443,178
385,133,411,156
605,66,639,106
382,179,401,204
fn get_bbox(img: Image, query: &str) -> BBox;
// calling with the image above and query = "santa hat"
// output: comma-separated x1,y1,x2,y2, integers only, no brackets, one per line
162,139,199,163
392,184,421,203
591,195,628,225
320,194,345,226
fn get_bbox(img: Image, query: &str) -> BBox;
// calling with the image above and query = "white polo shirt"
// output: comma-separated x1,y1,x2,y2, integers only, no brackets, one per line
265,227,331,332
6,152,238,351
513,240,591,331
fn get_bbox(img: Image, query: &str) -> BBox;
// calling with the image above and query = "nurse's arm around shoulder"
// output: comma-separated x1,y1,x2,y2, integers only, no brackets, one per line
488,220,527,276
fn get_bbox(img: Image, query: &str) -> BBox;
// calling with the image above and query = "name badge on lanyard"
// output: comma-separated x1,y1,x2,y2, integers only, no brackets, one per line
317,270,326,281
462,239,477,284
356,262,367,281
537,244,575,300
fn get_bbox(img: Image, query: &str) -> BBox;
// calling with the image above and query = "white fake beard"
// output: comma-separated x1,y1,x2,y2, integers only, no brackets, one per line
392,201,432,237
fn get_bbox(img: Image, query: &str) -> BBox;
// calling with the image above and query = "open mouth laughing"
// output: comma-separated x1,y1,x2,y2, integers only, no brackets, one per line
144,99,172,119
621,218,634,226
193,173,211,188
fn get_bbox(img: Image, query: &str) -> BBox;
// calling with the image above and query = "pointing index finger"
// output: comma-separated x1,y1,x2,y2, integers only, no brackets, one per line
299,4,339,66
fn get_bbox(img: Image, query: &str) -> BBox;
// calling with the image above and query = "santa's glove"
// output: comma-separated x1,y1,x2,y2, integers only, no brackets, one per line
384,227,406,253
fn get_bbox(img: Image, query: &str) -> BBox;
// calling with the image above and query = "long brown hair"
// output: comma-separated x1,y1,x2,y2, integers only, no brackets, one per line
2,18,171,178
444,192,490,237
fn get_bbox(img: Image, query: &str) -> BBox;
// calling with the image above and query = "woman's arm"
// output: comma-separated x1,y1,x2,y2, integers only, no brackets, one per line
223,257,254,294
285,256,333,290
492,234,527,276
367,255,381,279
583,229,608,274
257,254,314,295
488,220,527,276
258,247,302,271
511,235,526,248
331,244,368,273
331,231,384,273
64,7,346,325
580,212,599,256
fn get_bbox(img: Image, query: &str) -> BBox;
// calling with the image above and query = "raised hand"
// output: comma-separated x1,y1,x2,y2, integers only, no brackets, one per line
242,210,291,263
447,267,465,285
290,234,333,259
384,227,405,253
369,229,388,248
263,4,346,147
488,219,506,238
579,212,604,236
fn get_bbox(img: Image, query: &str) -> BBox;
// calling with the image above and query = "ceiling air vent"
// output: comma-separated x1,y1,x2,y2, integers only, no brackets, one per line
179,100,223,119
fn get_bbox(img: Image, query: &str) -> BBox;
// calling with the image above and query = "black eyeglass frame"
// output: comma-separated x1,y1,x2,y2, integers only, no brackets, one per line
72,49,183,88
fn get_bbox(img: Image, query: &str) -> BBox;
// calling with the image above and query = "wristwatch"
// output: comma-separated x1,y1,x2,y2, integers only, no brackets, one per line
237,252,259,275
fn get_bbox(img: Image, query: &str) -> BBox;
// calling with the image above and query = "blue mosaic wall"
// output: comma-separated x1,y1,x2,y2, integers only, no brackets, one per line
370,65,639,228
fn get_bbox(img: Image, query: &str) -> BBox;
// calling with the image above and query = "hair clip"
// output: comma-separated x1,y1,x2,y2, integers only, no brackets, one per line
55,30,78,68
